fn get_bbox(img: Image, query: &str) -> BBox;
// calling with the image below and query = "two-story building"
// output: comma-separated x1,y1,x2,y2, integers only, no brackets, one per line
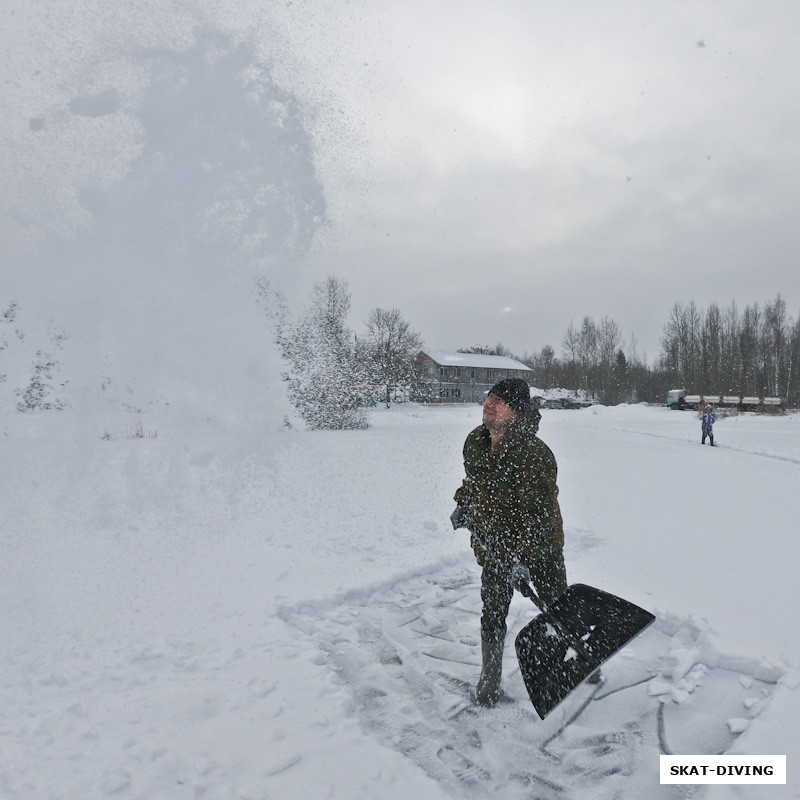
414,350,532,403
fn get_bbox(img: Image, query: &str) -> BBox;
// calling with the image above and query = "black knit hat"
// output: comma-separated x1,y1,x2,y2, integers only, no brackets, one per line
487,378,531,414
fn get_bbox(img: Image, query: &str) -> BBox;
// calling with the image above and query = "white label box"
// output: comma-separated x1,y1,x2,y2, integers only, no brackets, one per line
660,755,786,784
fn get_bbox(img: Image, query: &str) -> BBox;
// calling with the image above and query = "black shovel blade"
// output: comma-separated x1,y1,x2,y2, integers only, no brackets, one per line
514,583,655,719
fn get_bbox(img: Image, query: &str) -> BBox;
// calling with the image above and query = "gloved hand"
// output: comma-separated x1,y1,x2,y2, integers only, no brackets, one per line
450,504,470,530
510,562,532,590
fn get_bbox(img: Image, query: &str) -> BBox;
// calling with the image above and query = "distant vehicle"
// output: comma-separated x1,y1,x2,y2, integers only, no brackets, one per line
538,396,593,410
667,389,687,409
666,389,784,413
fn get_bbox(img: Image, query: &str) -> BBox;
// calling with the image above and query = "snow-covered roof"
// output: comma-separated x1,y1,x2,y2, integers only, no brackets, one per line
419,350,531,371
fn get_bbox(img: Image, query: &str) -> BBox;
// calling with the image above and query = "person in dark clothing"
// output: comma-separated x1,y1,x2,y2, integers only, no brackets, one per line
451,378,600,706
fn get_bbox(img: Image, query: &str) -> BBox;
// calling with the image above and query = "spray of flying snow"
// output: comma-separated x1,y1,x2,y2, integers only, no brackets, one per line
2,16,326,437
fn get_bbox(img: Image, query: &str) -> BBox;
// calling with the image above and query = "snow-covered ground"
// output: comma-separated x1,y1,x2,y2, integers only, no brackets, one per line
2,403,798,799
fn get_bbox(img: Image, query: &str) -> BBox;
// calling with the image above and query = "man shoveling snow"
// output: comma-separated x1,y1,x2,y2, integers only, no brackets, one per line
451,379,602,706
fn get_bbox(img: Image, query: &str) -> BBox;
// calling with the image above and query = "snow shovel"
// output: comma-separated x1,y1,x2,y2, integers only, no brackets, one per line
513,577,655,718
464,526,655,719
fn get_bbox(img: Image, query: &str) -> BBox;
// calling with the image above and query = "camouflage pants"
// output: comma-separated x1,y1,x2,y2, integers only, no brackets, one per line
480,549,567,645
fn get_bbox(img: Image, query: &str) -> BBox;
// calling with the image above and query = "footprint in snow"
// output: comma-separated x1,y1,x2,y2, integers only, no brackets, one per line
282,559,785,800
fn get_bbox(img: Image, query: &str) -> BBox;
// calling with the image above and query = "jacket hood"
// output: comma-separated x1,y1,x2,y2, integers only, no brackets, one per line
510,404,541,436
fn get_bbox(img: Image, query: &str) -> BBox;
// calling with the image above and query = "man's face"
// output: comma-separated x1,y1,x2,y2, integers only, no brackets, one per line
483,392,517,430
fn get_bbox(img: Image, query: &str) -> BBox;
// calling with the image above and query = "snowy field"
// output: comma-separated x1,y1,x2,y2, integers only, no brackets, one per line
2,402,799,799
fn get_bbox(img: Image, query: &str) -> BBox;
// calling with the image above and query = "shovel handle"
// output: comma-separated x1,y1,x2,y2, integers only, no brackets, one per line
464,526,591,655
465,528,549,614
511,570,549,615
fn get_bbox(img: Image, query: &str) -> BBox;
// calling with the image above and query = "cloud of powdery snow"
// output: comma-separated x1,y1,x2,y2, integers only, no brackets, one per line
3,18,326,441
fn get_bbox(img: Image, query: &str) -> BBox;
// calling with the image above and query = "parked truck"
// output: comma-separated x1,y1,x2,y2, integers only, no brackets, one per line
666,389,784,413
666,389,690,409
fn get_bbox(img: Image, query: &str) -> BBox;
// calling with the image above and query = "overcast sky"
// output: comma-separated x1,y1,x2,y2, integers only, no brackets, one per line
275,0,800,361
4,0,800,365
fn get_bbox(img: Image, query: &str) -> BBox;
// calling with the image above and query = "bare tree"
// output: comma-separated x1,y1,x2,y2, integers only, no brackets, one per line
739,303,761,395
577,317,599,398
721,301,740,392
533,345,559,389
560,321,581,391
762,294,788,397
700,302,722,391
362,308,423,407
597,316,622,404
788,316,800,405
625,331,649,403
660,301,701,388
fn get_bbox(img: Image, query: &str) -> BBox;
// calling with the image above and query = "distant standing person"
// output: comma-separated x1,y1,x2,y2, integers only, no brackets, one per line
701,404,716,446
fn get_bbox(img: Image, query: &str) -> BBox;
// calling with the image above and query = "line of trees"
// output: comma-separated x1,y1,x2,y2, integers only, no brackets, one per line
494,316,663,406
517,294,800,407
658,296,800,402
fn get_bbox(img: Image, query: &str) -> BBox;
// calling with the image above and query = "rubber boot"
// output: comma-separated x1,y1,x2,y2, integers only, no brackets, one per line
475,635,504,706
710,434,714,446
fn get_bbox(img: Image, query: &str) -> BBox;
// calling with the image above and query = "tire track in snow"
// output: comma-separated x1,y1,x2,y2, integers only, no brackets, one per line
572,413,800,467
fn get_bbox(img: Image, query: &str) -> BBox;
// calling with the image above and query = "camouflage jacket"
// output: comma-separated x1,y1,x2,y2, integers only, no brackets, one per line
453,406,564,567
